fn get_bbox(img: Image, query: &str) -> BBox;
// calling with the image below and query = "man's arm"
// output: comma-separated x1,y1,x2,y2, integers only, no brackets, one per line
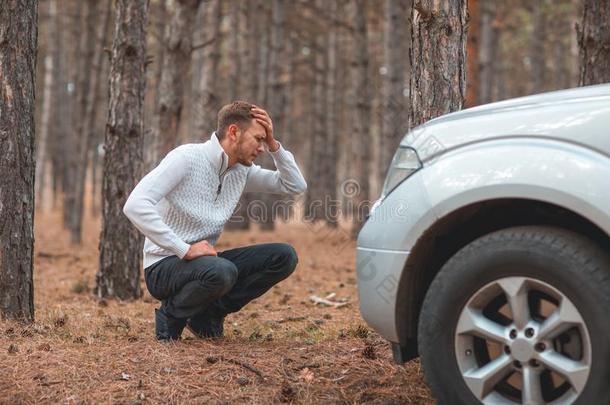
244,144,307,195
244,106,307,195
122,148,192,259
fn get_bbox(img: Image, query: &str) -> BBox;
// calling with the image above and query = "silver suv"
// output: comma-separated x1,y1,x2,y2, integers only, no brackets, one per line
357,84,610,404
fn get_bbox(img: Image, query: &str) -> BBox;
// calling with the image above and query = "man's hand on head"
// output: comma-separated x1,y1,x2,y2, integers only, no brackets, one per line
251,106,279,152
184,240,217,260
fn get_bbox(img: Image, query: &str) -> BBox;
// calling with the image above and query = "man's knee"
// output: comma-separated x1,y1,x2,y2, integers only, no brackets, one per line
272,243,298,276
190,257,238,293
208,259,238,293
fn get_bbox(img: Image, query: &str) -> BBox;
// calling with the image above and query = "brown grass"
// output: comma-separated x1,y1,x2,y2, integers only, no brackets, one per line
0,211,434,404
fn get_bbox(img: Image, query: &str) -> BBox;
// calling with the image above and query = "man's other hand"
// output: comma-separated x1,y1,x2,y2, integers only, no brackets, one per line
184,240,217,260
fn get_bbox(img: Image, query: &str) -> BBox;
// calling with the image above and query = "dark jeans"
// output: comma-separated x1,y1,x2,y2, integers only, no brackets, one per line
144,243,298,319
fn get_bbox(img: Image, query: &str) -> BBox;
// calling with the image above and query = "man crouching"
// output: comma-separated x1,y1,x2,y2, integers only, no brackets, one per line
123,101,307,340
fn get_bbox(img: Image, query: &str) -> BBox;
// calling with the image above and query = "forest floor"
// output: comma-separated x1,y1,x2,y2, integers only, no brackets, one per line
0,210,433,404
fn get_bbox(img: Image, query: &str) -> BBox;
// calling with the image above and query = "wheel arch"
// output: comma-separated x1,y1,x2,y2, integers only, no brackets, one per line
395,197,610,348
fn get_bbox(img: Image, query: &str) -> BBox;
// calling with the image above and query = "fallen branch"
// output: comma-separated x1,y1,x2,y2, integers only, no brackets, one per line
208,356,266,381
309,295,350,308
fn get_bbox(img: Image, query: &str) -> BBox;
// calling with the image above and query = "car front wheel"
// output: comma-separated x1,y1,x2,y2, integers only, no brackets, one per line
418,226,610,404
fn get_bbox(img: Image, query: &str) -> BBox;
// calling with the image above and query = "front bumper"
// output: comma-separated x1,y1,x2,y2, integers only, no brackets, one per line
356,246,410,343
356,171,434,347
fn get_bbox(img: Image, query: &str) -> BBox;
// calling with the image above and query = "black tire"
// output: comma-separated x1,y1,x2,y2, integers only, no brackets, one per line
418,226,610,405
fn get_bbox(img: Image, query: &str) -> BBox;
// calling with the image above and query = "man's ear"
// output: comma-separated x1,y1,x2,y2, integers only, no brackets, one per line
228,124,239,141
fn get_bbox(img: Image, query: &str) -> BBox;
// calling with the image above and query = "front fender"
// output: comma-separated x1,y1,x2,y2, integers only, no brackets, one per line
421,138,610,236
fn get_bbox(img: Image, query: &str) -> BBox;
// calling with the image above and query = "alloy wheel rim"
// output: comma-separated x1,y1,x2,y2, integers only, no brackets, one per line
454,276,591,404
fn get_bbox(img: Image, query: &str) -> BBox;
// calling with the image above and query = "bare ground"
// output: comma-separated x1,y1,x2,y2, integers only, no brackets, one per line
0,211,433,404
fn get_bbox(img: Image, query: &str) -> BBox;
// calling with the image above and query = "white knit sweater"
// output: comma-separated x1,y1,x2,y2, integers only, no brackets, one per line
123,133,307,268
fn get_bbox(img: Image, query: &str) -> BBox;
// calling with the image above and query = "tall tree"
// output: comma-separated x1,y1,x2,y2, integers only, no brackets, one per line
268,0,287,135
343,0,371,237
193,0,222,136
226,0,254,231
465,0,478,107
305,1,327,223
144,0,167,170
381,0,410,173
579,0,610,85
65,1,96,243
0,0,38,322
70,0,112,244
264,0,291,225
96,0,149,300
228,0,242,101
152,0,198,157
478,0,496,103
253,0,277,230
35,0,56,212
349,0,372,238
49,2,70,209
323,0,340,227
91,14,115,217
531,0,547,93
60,2,84,228
409,0,467,128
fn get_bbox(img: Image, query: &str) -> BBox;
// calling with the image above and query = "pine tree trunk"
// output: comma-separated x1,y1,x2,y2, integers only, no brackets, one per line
0,0,38,322
531,0,547,93
478,0,494,103
256,2,270,107
337,6,351,219
579,0,610,85
96,0,148,300
305,18,326,223
71,0,112,244
464,0,478,107
281,33,296,145
153,0,198,157
570,0,581,87
381,0,410,175
68,0,98,243
489,18,500,101
144,0,167,170
409,0,467,129
324,0,339,228
492,3,506,101
50,3,68,209
551,6,570,90
268,0,286,133
349,0,371,238
228,0,241,101
256,1,275,231
193,0,222,137
62,2,85,229
91,17,114,217
35,0,56,213
246,1,261,102
266,0,291,223
225,0,253,231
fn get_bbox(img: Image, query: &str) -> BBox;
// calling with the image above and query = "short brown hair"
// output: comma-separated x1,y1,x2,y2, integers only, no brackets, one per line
216,101,254,140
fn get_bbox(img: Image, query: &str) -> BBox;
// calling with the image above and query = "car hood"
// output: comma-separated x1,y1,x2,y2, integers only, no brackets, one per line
403,84,610,161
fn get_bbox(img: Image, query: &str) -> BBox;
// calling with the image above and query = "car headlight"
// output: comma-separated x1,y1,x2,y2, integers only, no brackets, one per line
380,146,422,200
368,146,422,218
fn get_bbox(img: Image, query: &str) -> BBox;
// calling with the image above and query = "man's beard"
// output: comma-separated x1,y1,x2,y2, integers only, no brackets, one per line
235,141,253,166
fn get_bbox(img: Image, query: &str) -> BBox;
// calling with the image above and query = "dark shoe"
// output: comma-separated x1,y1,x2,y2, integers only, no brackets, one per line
186,310,225,339
155,308,186,341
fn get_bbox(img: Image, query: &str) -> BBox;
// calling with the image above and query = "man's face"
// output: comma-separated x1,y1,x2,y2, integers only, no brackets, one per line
236,119,266,166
